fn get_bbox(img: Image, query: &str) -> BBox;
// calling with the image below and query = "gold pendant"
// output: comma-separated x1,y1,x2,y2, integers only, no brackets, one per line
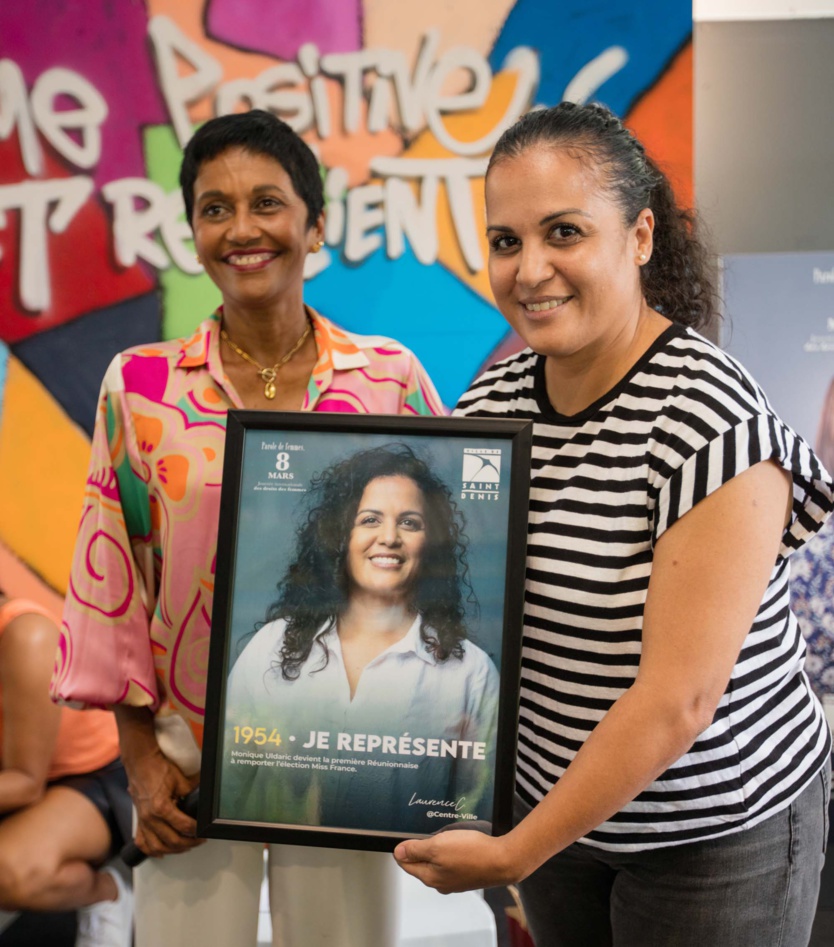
260,367,277,400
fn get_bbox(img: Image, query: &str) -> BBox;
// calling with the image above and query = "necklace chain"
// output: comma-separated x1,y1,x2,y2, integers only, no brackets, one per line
220,319,312,400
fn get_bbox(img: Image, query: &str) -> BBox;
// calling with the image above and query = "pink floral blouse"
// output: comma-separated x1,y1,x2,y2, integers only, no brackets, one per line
52,309,444,749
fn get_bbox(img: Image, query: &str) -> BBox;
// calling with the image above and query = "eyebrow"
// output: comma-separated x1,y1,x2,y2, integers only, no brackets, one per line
541,209,591,224
486,208,592,233
195,184,289,204
355,508,425,518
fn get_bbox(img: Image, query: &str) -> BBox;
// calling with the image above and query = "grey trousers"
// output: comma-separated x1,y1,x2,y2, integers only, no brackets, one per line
515,760,830,947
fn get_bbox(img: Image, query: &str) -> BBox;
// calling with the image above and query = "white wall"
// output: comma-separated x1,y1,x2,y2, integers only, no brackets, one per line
695,0,834,19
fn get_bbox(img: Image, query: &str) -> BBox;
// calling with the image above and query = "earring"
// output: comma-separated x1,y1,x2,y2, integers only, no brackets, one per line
638,252,647,263
311,241,324,253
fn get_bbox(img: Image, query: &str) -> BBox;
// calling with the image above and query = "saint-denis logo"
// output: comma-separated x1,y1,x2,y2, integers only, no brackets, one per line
461,448,501,501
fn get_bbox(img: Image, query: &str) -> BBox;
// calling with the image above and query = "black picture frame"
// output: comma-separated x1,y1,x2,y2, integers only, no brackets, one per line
199,411,532,852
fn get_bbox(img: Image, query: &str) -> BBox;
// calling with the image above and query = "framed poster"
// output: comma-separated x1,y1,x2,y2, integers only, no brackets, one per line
198,412,532,851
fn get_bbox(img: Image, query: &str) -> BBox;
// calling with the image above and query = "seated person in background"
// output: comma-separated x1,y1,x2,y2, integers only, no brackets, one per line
0,596,132,947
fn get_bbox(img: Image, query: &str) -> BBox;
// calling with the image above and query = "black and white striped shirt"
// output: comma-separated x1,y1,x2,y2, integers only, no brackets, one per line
456,324,833,850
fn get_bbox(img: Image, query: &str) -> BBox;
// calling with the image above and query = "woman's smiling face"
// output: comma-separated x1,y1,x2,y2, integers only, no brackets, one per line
191,146,323,314
346,476,427,603
485,144,653,364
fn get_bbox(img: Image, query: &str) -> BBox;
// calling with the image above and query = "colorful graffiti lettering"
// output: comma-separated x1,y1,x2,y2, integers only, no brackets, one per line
0,0,692,608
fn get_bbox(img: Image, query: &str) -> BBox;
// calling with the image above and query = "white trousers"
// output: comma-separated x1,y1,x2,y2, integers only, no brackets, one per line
134,839,401,947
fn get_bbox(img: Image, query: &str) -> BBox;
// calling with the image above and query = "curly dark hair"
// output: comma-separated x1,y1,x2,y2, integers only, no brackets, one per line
263,444,474,680
179,109,324,228
487,101,719,331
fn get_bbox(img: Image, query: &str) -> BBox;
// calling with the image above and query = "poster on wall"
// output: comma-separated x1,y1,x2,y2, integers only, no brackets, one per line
198,412,532,849
721,251,834,704
721,252,834,448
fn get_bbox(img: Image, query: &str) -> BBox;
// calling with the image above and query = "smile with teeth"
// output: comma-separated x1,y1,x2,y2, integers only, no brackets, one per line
524,298,571,312
370,555,404,568
227,252,275,265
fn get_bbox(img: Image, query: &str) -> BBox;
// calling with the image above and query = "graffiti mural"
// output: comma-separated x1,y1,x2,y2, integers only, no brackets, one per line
0,0,692,608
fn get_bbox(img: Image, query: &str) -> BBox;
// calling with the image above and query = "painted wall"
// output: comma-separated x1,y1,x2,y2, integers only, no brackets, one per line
0,0,692,610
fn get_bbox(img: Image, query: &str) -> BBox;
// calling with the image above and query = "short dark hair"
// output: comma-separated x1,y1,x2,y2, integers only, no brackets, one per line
179,109,324,228
264,444,473,680
487,102,719,331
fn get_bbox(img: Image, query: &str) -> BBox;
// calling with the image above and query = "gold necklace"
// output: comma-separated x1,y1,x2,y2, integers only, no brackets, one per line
220,319,312,400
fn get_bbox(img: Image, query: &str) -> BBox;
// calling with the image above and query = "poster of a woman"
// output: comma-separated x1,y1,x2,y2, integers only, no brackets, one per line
200,414,530,848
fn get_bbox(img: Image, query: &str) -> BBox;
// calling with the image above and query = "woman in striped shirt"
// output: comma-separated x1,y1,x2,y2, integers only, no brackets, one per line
396,102,833,946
